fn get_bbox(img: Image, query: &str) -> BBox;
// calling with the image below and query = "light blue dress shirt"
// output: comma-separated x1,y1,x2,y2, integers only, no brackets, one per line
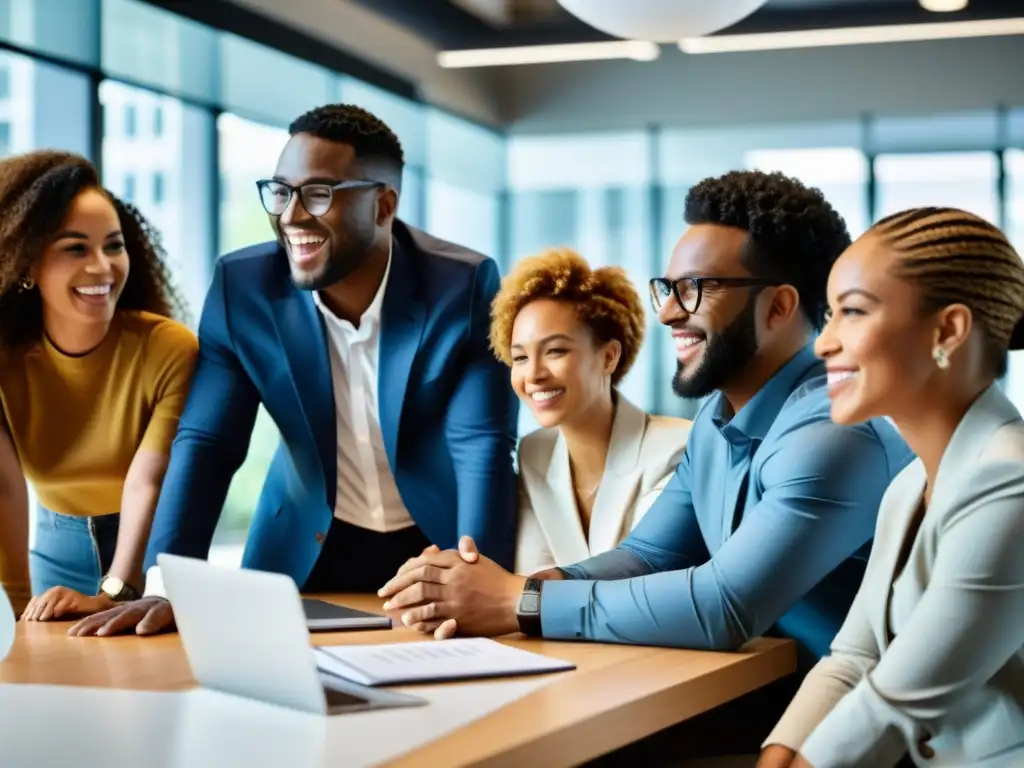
540,344,915,667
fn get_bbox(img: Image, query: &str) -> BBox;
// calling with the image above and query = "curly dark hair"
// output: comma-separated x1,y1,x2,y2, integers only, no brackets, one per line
684,170,851,331
0,150,188,351
289,103,404,190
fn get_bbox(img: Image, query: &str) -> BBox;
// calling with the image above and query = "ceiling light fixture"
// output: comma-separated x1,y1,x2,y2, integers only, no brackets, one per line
678,17,1024,54
919,0,969,11
437,40,661,68
555,0,769,42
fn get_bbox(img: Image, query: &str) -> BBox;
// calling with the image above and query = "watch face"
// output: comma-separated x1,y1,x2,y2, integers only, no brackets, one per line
519,594,540,614
100,576,124,598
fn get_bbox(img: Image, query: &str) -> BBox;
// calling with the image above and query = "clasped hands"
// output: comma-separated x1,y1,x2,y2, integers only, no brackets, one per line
377,536,526,640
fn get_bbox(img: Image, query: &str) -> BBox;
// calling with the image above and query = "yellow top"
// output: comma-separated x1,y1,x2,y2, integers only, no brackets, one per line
0,310,198,517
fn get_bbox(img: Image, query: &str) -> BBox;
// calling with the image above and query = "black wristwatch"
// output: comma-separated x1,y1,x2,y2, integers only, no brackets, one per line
98,575,140,603
516,577,543,636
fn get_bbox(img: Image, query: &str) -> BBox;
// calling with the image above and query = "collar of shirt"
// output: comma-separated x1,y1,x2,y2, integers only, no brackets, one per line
311,241,393,342
710,342,822,447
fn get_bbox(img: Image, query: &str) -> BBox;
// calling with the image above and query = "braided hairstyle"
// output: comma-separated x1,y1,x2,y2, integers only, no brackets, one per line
0,150,188,351
873,207,1024,375
289,103,404,191
489,247,645,386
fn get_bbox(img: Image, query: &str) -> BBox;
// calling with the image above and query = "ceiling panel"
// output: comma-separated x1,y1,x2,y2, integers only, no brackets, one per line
346,0,1024,49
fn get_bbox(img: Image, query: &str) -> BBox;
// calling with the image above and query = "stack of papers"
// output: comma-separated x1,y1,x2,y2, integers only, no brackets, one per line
313,637,575,686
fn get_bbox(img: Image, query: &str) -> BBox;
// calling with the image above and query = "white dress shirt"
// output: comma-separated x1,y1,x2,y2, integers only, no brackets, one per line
143,252,415,598
311,253,414,533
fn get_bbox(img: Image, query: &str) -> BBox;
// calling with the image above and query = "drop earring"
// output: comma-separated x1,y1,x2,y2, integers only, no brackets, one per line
932,346,949,370
17,275,35,292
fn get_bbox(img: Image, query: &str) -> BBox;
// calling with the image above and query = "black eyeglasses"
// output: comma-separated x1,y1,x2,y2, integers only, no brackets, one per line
255,179,385,217
649,276,782,314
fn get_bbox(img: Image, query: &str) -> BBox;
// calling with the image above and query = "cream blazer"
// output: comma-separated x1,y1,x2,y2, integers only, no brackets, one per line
513,394,691,575
766,384,1024,768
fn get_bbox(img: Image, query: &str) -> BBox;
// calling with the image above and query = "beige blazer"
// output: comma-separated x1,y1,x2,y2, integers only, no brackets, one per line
513,394,690,575
766,384,1024,768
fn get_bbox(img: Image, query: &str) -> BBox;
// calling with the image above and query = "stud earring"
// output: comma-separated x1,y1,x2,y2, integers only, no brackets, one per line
932,346,950,370
17,275,35,292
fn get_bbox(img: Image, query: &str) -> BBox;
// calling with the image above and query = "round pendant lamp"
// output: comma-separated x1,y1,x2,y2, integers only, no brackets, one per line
557,0,770,42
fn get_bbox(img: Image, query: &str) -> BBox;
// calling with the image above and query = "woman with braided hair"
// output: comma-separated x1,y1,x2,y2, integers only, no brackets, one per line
0,150,197,622
761,207,1024,768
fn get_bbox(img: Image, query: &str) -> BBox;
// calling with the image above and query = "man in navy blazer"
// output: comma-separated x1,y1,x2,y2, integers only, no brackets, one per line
70,104,518,637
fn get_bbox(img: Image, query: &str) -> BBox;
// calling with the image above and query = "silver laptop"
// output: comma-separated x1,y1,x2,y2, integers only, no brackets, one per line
158,553,426,716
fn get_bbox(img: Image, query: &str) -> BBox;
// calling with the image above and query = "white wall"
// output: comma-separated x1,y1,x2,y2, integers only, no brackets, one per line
498,36,1024,133
223,0,505,126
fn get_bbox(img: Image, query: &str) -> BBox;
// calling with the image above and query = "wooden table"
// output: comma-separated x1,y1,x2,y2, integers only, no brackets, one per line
1,595,796,767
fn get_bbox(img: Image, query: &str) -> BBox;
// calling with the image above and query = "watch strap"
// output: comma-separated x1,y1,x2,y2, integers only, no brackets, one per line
516,577,543,636
99,575,140,603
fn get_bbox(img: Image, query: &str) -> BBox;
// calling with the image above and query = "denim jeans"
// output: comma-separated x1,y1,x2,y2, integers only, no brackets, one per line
30,507,119,596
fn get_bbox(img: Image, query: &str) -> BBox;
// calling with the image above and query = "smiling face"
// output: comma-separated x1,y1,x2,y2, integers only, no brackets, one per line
509,298,619,429
32,187,128,339
269,133,396,290
815,231,940,425
659,224,764,399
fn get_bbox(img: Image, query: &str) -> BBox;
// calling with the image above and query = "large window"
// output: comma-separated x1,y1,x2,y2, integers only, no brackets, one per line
219,33,335,127
745,148,870,238
215,113,290,542
1002,149,1024,409
1007,149,1024,251
875,152,1000,223
102,0,218,103
101,80,215,318
218,113,288,252
0,0,99,67
426,109,504,261
0,51,91,160
338,76,427,229
659,121,867,257
508,132,655,431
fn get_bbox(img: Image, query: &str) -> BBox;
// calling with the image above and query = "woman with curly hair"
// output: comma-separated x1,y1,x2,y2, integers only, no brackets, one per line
0,150,197,620
490,247,691,575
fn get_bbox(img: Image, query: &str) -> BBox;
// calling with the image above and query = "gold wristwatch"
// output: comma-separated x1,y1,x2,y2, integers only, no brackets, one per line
98,575,140,603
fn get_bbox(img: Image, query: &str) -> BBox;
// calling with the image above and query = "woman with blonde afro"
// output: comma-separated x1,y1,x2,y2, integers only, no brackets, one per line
490,247,691,575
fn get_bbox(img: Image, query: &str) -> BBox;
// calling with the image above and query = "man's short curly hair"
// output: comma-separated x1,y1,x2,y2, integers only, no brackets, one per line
489,248,645,386
684,170,851,331
0,150,188,351
289,103,404,190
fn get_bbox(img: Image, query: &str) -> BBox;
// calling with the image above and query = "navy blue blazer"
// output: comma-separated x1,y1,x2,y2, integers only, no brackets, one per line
144,221,520,582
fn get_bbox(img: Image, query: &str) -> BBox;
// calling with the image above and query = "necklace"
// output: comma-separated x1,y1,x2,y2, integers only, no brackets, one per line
569,461,600,501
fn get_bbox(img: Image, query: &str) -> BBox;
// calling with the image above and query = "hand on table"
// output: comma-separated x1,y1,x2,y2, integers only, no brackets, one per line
21,587,114,622
378,535,524,640
66,596,175,637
